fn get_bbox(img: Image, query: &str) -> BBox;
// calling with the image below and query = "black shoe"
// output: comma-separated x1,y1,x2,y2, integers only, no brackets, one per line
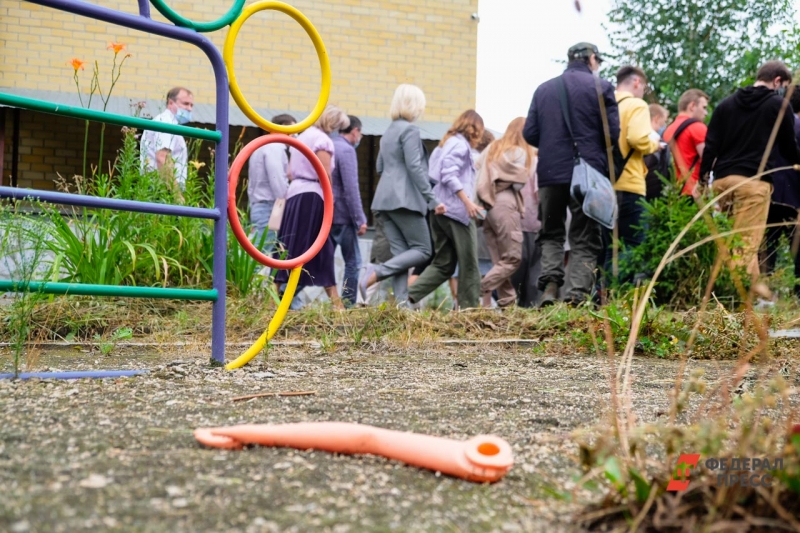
591,289,604,307
565,296,596,310
564,297,582,308
539,282,559,307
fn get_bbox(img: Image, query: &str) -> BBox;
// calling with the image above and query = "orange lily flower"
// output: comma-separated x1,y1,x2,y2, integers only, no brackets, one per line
68,58,86,72
107,42,126,54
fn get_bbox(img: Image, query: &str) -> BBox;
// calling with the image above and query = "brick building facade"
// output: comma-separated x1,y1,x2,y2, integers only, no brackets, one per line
0,0,478,212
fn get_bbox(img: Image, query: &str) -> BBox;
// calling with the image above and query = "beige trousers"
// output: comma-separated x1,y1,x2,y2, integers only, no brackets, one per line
482,190,523,307
712,175,772,279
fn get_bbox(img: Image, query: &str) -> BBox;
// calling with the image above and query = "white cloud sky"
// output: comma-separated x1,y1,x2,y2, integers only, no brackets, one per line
475,0,800,132
476,0,612,132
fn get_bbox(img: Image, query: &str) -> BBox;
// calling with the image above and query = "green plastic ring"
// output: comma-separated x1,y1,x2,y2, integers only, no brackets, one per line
149,0,246,32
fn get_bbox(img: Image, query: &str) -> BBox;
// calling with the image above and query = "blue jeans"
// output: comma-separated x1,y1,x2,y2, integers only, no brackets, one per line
249,200,278,254
330,223,362,307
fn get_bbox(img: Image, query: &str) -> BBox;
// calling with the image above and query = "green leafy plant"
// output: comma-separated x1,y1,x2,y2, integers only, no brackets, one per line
69,42,132,178
35,127,201,288
619,178,738,307
35,180,180,287
225,223,271,297
0,203,54,376
95,42,131,174
93,326,133,355
351,312,376,344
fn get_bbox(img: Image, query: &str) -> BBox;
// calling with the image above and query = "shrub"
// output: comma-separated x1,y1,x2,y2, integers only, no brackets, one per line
619,177,739,308
38,128,187,287
0,203,53,375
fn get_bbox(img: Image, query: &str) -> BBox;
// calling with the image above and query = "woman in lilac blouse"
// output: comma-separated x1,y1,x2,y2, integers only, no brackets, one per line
273,105,350,310
407,110,485,309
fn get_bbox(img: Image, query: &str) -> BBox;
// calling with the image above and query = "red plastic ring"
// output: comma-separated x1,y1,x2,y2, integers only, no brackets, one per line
228,133,333,269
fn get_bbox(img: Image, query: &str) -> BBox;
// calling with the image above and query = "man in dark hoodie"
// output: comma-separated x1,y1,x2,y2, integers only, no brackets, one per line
700,61,800,294
523,42,620,306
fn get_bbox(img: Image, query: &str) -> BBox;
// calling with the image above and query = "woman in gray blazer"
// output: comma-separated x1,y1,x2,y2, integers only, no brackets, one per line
359,84,441,305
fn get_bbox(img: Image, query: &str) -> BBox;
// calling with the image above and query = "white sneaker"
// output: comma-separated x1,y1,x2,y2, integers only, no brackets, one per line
754,298,775,311
358,263,377,301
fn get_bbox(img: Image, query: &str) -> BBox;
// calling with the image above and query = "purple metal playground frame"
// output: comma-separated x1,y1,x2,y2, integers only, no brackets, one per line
1,0,230,370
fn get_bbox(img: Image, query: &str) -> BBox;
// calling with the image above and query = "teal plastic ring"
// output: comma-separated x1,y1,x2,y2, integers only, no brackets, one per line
149,0,246,32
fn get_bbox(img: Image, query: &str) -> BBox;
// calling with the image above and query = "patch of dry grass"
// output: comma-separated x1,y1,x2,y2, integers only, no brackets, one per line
1,294,797,362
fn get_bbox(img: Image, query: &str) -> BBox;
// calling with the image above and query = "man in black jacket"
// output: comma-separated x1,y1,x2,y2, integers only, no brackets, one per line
701,61,800,292
523,42,620,306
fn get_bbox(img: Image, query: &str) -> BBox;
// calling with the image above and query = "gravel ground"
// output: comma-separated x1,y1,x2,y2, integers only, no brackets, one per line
0,343,737,532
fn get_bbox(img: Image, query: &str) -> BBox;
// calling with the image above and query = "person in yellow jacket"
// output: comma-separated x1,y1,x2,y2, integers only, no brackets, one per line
600,65,660,284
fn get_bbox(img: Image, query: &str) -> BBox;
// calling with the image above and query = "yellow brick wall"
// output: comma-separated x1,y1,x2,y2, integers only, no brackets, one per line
0,0,478,123
2,111,126,190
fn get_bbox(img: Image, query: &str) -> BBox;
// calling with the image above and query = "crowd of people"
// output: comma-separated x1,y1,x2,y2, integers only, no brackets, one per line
142,41,800,310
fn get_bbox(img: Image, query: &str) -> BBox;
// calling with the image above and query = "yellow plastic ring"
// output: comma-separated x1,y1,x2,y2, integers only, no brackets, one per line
224,267,302,370
223,1,331,134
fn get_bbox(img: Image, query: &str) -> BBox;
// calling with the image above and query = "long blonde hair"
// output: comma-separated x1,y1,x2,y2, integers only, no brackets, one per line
485,117,536,170
439,109,484,148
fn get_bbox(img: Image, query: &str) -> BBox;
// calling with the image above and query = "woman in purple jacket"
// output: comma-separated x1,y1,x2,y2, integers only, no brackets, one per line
407,110,485,309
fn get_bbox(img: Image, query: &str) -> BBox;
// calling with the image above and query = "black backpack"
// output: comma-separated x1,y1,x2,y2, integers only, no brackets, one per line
645,118,700,200
644,147,671,201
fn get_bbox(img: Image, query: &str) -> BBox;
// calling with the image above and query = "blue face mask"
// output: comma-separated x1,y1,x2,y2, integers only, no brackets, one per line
657,125,667,136
175,108,192,125
353,139,361,149
776,86,787,97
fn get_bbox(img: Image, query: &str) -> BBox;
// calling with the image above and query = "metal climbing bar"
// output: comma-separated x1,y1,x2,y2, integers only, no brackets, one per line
0,93,221,142
0,0,232,363
0,281,218,301
0,187,221,219
136,0,150,19
0,370,149,380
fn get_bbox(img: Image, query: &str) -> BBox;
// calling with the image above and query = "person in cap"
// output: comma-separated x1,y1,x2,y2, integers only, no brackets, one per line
522,42,621,306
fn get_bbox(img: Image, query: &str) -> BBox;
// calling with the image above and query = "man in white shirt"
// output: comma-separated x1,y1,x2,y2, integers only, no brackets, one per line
140,87,194,196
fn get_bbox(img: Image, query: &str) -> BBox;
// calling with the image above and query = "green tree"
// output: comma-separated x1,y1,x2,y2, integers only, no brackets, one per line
604,0,800,111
